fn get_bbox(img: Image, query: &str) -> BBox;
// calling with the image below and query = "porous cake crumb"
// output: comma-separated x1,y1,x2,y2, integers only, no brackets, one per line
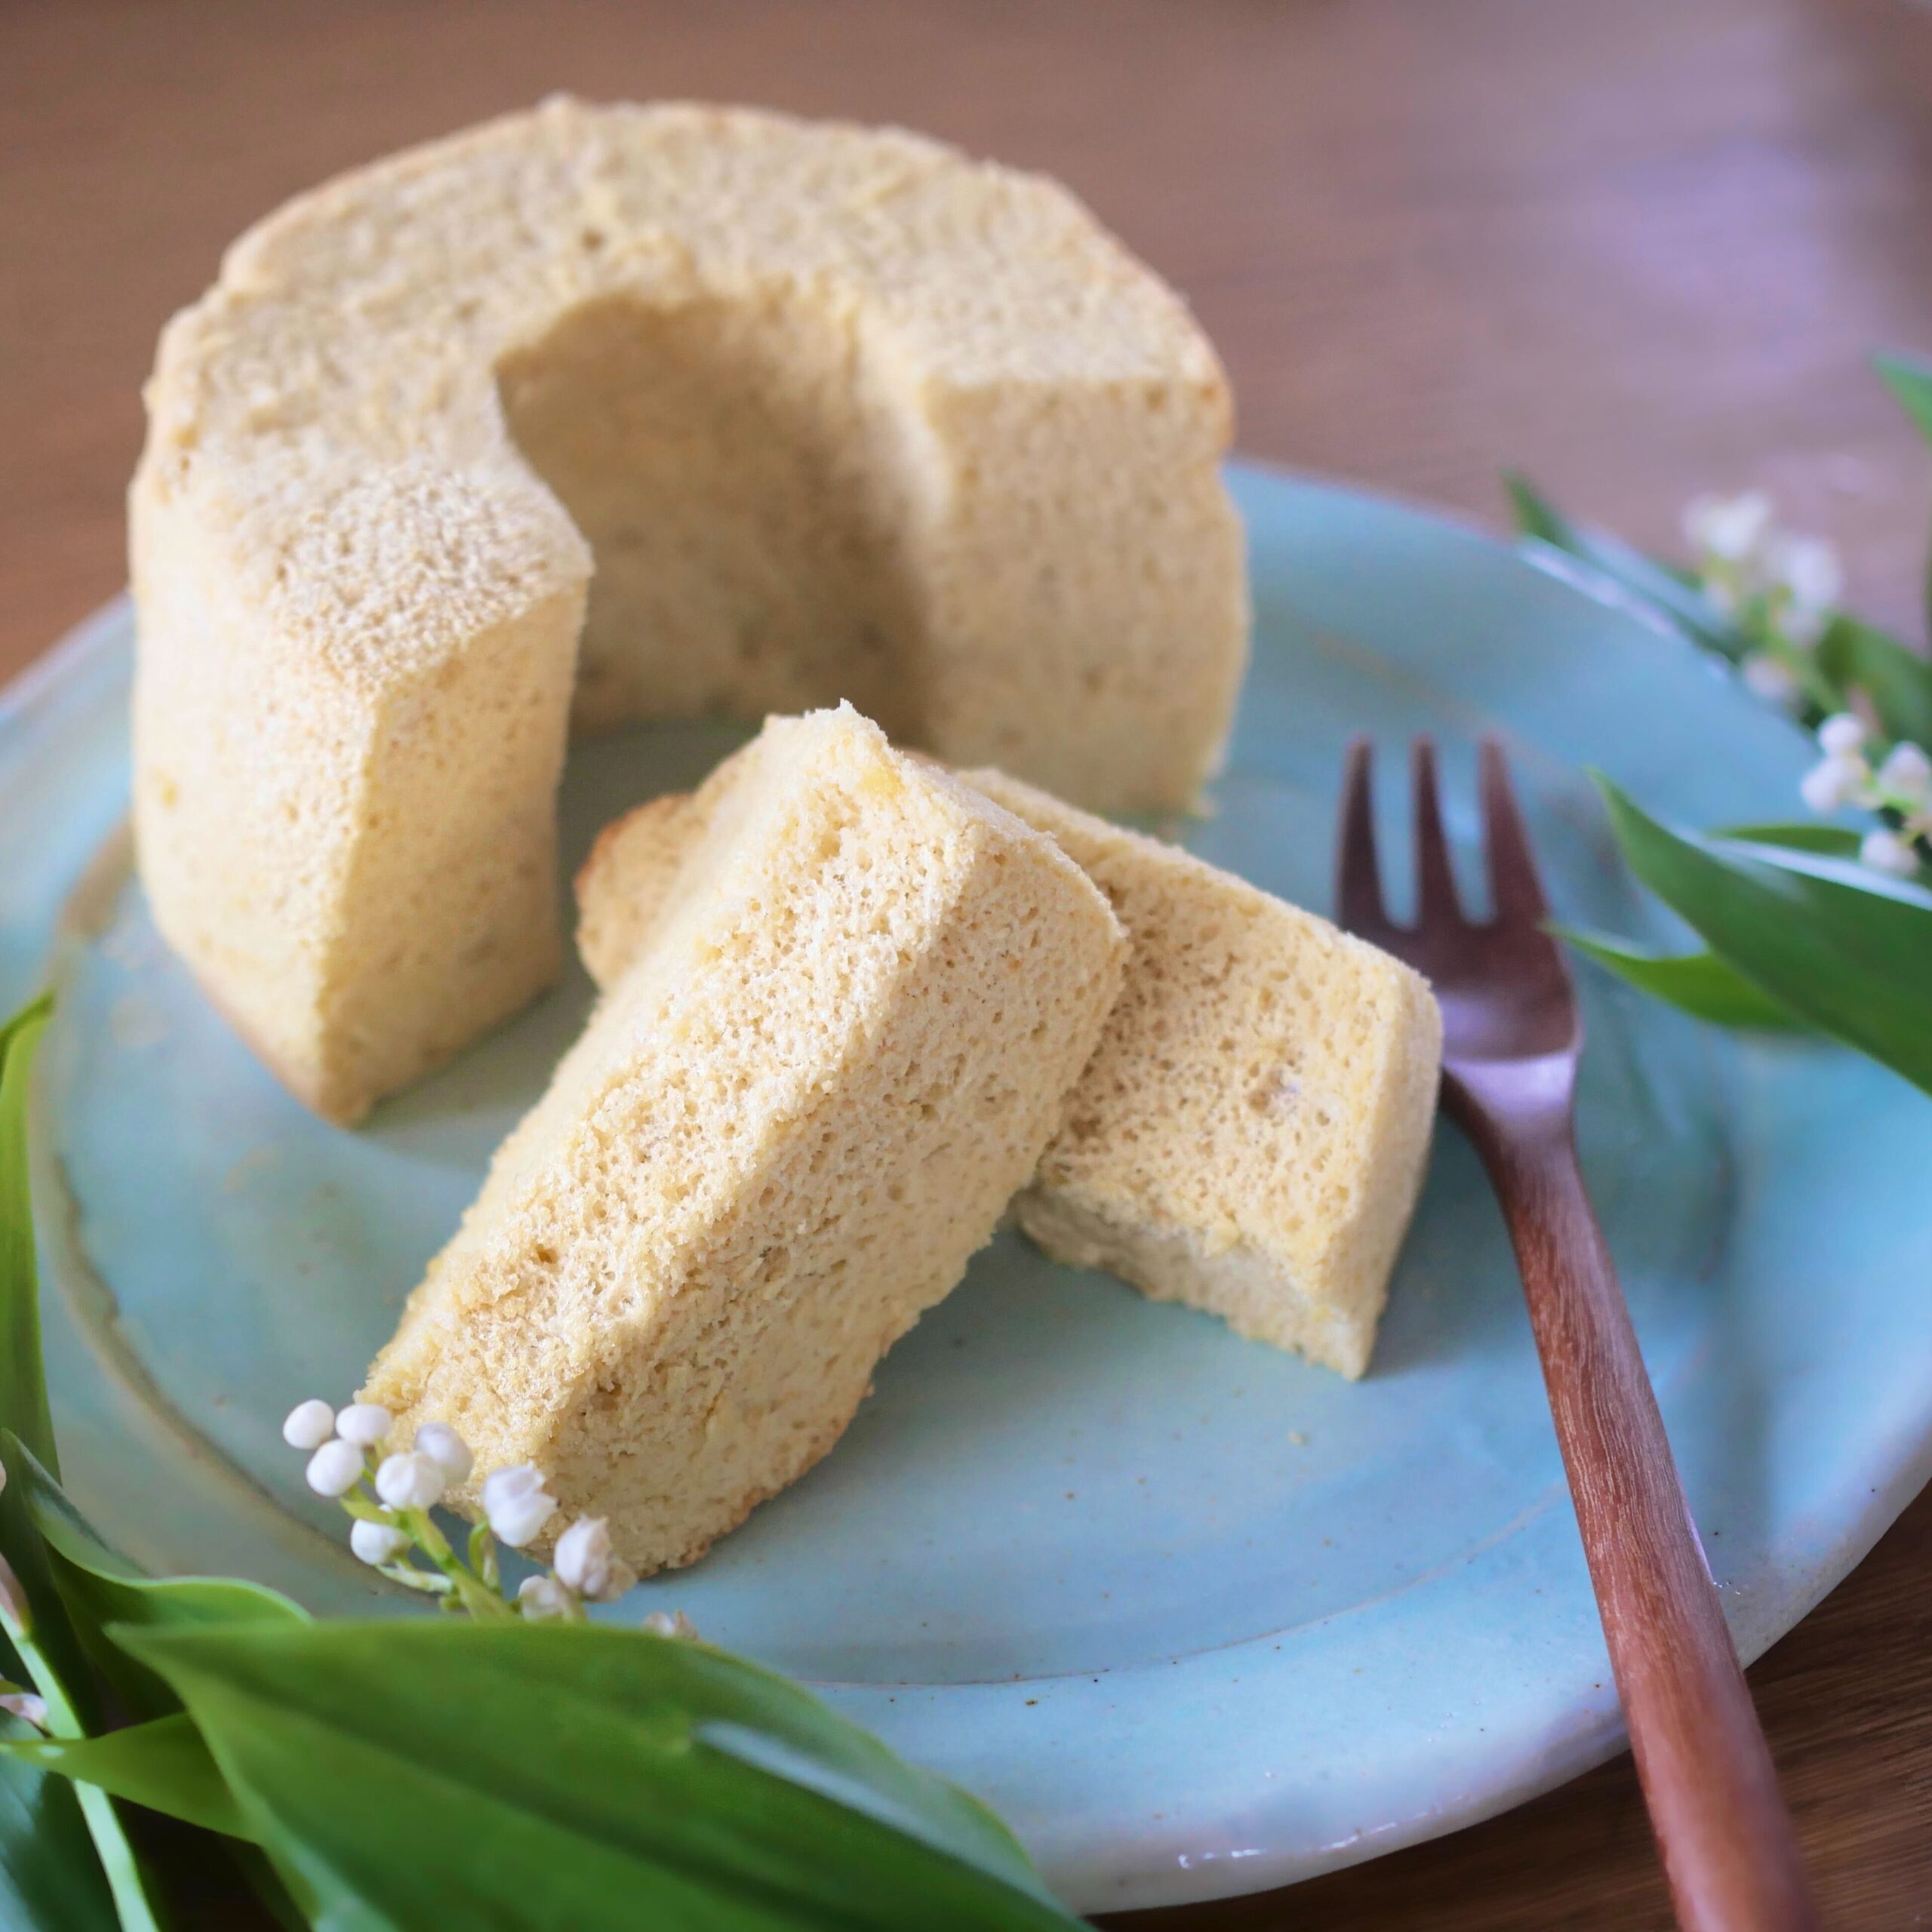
365,706,1127,1570
580,752,1442,1378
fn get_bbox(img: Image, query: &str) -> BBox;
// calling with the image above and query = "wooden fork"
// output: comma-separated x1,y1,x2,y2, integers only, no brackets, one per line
1337,736,1817,1932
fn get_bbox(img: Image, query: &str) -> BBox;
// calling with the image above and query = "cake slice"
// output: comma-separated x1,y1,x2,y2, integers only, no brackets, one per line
580,755,1442,1378
365,706,1127,1570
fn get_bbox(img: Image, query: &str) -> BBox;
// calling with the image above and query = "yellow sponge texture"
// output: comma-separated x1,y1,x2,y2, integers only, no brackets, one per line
365,706,1127,1570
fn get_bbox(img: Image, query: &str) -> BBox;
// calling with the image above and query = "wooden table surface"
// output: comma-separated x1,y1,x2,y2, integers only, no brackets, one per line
4,2,1930,1924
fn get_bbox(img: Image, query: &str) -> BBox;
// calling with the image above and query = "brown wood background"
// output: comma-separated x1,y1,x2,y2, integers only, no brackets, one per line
2,2,1929,1924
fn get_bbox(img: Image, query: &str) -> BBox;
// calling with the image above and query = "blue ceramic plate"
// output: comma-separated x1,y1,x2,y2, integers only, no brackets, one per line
5,466,1930,1915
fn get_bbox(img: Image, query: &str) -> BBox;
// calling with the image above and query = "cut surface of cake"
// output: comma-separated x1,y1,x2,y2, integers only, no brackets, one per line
133,97,1245,1121
579,754,1442,1379
363,706,1128,1571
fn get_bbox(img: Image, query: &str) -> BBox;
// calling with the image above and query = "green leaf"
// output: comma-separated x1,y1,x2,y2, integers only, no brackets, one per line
8,1441,310,1928
7,1709,308,1929
1504,472,1752,661
1596,776,1932,1094
9,1434,306,1720
0,1706,119,1932
0,1710,303,1928
1875,349,1932,444
0,1002,146,1928
0,1004,179,1930
1714,823,1864,857
5,1455,311,1930
1,996,56,1474
1815,616,1932,747
124,1621,1081,1931
0,1715,254,1843
1557,929,1807,1029
22,1441,306,1626
0,1529,170,1932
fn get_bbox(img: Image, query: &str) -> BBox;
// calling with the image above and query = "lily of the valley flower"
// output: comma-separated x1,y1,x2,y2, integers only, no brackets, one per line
1799,754,1867,814
1681,488,1849,681
349,1518,413,1567
1762,533,1844,647
1666,488,1927,878
281,1398,666,1624
552,1515,612,1595
1818,713,1866,758
515,1575,574,1620
1682,491,1774,564
553,1515,638,1604
1878,741,1932,803
1801,714,1872,814
1795,714,1931,878
334,1403,393,1449
374,1450,448,1512
281,1398,335,1450
480,1464,559,1550
1860,828,1923,878
413,1420,474,1483
304,1438,365,1498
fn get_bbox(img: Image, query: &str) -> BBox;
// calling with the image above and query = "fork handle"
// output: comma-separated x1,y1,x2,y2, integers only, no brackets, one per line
1457,1089,1817,1932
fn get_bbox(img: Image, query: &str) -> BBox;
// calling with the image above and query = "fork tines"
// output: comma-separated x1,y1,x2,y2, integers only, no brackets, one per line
1338,734,1549,934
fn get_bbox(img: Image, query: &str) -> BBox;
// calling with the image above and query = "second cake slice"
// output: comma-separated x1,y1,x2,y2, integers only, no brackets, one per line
364,704,1127,1571
580,749,1442,1378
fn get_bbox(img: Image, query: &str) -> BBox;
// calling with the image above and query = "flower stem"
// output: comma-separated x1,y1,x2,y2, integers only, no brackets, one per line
404,1507,513,1620
468,1520,500,1594
377,1561,454,1597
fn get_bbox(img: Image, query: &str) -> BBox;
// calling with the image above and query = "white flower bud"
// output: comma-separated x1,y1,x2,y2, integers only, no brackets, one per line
374,1451,447,1511
1817,713,1866,758
281,1398,336,1451
481,1464,558,1549
305,1438,365,1498
334,1403,393,1450
0,1692,48,1729
1799,754,1867,814
1878,741,1932,803
516,1575,572,1620
1781,602,1828,650
642,1609,698,1640
481,1463,542,1505
349,1518,412,1567
411,1421,474,1484
1860,828,1921,878
1681,491,1772,564
1768,533,1843,614
552,1515,635,1601
1740,654,1799,705
488,1491,558,1551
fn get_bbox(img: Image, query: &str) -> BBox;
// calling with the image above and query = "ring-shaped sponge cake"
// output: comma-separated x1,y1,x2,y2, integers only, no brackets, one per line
131,99,1247,1121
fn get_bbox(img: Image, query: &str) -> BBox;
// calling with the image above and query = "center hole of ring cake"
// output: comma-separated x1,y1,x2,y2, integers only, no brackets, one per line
494,288,934,747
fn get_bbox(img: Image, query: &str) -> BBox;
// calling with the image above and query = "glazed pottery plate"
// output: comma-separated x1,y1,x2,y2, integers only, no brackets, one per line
5,466,1929,1915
